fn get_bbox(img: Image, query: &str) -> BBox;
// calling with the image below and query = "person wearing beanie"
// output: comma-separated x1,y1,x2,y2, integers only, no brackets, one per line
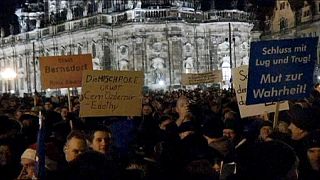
309,83,320,107
258,120,273,142
288,104,318,141
299,130,320,180
223,118,245,149
287,104,319,180
17,148,37,179
233,141,298,180
17,143,61,180
202,117,233,158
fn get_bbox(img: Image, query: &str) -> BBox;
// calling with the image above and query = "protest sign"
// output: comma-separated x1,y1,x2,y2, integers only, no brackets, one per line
40,54,93,89
181,70,222,85
80,70,144,117
246,37,318,105
232,66,289,118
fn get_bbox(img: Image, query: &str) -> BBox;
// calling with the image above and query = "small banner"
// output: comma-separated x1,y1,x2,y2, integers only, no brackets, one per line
80,70,144,117
246,37,318,105
232,66,289,118
181,70,222,85
39,54,93,89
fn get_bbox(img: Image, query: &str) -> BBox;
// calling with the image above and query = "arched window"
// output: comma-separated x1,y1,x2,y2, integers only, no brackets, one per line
78,46,82,54
92,43,96,58
280,17,288,31
87,2,94,15
103,46,111,69
18,56,23,68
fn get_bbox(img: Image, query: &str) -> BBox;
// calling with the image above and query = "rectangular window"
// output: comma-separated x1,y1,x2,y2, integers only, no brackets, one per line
280,2,286,10
304,10,310,17
18,58,23,68
20,78,24,90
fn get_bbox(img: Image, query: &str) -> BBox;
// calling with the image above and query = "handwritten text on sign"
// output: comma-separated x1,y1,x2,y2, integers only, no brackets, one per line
181,70,222,85
232,66,289,118
247,37,318,104
80,70,144,117
39,54,93,89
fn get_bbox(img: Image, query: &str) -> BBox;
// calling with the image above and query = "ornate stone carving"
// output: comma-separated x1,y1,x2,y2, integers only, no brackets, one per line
119,59,129,70
150,57,165,84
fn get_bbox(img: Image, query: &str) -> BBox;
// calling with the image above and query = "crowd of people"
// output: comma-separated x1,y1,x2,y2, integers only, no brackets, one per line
0,84,320,180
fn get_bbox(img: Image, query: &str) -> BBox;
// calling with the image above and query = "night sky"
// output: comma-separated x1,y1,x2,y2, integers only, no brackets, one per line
0,0,275,36
0,0,18,26
0,0,22,35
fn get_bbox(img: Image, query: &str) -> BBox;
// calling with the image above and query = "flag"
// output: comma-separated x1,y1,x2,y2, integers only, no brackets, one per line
36,111,46,179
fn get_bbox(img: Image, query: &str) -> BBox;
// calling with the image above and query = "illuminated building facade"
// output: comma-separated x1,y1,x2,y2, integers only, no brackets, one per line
0,0,258,95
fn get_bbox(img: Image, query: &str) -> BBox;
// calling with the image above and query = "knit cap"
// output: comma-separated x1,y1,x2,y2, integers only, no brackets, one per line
288,104,317,131
21,148,37,161
305,130,320,149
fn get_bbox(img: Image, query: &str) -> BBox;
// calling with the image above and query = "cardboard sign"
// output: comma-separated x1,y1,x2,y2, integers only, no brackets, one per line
181,70,222,85
39,54,93,89
232,66,289,118
247,37,318,104
80,70,144,117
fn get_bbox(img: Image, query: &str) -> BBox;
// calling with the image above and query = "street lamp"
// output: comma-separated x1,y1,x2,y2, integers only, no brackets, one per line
1,68,17,93
158,80,165,86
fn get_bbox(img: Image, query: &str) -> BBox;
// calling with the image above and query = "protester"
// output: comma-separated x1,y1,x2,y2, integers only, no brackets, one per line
136,103,159,156
230,140,298,180
202,115,234,160
66,151,119,180
0,85,319,179
287,103,319,179
258,120,273,142
19,114,39,147
88,127,112,155
0,141,20,180
299,130,320,179
223,118,245,149
309,83,320,106
17,148,37,179
64,131,88,163
0,115,21,142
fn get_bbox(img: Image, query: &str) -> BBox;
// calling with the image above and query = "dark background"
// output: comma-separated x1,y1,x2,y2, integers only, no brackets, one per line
0,0,275,36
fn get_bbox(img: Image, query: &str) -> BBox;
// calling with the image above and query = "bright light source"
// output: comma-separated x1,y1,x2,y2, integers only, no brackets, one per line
10,90,15,94
317,76,320,80
47,88,51,92
1,68,17,80
158,80,165,86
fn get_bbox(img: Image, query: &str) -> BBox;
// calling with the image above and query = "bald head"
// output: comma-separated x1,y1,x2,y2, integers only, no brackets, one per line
177,95,188,106
176,96,189,116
